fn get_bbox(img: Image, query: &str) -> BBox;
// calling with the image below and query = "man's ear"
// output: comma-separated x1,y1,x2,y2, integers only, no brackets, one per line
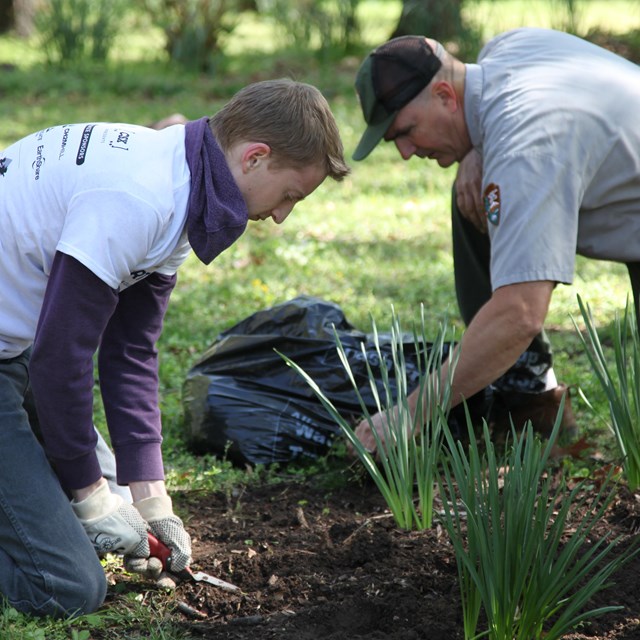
241,142,271,173
431,81,459,112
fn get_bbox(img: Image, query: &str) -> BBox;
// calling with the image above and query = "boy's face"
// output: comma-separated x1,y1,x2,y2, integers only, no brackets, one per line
243,161,326,224
230,142,327,224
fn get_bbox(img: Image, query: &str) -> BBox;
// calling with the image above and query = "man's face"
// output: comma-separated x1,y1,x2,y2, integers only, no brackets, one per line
242,161,327,224
383,90,464,168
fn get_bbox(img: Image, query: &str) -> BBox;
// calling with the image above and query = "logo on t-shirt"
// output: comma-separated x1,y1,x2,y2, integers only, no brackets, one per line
76,125,96,165
483,183,501,226
119,269,150,291
0,157,11,176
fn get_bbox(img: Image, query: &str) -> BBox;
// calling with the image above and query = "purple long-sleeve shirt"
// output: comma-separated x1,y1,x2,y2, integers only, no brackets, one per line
30,252,175,490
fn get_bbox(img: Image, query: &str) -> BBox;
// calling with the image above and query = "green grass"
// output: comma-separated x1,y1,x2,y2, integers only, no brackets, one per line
467,0,640,38
1,1,639,637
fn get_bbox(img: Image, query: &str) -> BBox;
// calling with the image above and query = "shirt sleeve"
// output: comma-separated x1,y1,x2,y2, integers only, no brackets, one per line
485,152,585,290
30,251,119,491
97,269,176,485
29,251,176,491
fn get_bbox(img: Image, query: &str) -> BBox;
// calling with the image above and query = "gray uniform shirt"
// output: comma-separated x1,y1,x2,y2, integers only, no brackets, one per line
463,27,640,290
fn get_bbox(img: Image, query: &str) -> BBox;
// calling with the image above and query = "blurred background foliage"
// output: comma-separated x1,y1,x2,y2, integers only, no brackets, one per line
0,0,638,72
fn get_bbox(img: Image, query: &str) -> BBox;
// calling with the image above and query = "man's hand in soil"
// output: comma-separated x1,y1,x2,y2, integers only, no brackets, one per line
351,404,407,458
351,384,438,458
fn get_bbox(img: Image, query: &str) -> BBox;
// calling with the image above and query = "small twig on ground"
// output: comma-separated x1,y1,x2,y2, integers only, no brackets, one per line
342,513,395,545
176,601,208,619
296,506,310,528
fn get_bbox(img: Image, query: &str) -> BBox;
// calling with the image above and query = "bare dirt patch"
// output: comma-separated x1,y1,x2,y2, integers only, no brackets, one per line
104,469,640,640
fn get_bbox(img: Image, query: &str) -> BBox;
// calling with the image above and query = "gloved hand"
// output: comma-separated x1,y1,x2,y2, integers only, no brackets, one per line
133,495,192,573
71,481,149,558
123,556,164,582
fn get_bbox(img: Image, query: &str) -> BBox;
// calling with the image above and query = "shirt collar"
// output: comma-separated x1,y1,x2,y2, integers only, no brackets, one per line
463,63,484,150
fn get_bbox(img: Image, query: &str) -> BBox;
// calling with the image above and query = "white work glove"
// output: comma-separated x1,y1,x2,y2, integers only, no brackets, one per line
72,481,149,558
133,495,192,574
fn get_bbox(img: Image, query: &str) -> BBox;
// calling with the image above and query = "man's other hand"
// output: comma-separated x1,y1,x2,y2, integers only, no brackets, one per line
455,148,485,232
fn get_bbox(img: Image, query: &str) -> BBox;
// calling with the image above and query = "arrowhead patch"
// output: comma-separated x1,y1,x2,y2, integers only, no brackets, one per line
483,182,501,226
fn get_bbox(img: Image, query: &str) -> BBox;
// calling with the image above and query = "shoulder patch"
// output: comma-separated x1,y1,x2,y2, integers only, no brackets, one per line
483,182,501,226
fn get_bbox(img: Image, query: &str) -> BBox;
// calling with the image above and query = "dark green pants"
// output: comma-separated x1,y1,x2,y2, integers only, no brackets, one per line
450,187,640,391
626,263,640,326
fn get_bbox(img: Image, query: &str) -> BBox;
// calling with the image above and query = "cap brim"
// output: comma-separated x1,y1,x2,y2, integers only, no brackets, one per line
352,111,397,161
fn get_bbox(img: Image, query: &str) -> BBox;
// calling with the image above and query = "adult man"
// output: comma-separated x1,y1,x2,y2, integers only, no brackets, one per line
352,28,640,451
0,78,349,617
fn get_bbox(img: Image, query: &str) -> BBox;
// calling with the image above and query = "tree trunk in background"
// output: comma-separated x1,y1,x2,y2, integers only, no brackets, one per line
0,0,13,33
391,0,464,42
0,0,36,36
14,0,37,37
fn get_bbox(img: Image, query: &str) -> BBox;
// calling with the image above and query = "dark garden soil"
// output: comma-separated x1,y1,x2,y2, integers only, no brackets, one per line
106,463,640,640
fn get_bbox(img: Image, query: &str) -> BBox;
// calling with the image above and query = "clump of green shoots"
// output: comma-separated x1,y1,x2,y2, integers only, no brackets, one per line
438,412,636,640
284,303,637,640
281,305,456,531
574,294,640,491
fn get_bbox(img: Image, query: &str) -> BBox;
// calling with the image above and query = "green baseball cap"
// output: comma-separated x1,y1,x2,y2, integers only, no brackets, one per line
353,36,442,161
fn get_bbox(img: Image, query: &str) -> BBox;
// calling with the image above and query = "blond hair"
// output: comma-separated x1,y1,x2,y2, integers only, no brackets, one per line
210,79,350,181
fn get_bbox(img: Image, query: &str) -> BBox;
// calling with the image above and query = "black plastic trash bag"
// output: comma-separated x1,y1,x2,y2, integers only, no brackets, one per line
182,296,488,466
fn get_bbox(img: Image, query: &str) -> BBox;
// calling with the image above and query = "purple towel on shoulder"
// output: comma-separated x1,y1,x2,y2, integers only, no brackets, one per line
184,117,248,264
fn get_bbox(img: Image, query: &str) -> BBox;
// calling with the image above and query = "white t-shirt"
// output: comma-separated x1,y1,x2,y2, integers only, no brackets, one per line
0,122,192,358
463,28,640,290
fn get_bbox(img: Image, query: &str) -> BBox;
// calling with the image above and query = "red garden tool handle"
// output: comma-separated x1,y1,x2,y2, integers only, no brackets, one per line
148,533,240,592
147,533,195,580
147,533,173,571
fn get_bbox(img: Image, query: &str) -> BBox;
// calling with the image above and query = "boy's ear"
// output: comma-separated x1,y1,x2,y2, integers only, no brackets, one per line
241,142,271,173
